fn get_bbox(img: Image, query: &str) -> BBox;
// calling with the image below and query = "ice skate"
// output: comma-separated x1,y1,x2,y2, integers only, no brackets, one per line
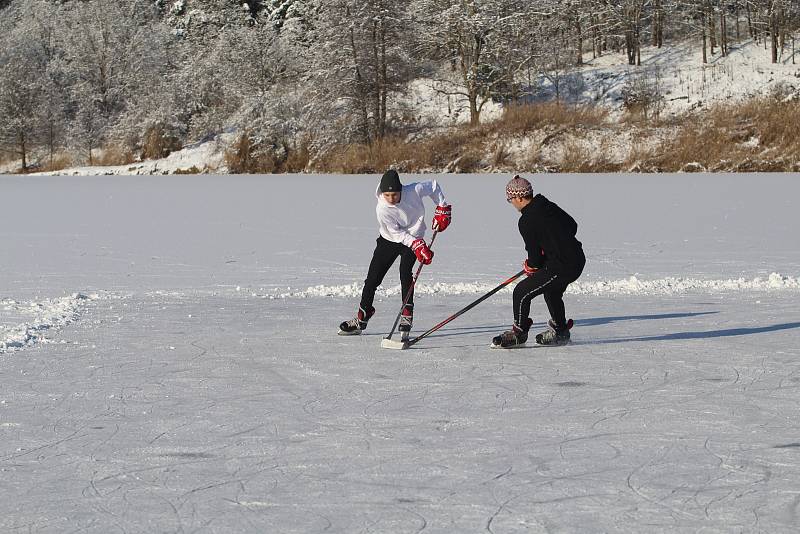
535,319,573,346
398,305,413,332
338,306,375,335
491,318,532,349
395,305,413,343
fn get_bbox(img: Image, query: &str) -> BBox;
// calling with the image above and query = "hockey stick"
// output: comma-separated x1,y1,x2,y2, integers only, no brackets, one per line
382,269,526,350
380,230,438,348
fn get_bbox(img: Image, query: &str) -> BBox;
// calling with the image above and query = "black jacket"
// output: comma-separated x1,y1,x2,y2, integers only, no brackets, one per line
518,194,584,271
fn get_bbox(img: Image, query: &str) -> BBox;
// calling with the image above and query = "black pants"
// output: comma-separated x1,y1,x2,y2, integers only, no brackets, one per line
360,236,417,311
512,254,585,328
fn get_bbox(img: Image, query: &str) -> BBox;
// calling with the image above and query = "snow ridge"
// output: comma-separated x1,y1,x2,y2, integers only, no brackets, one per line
0,293,96,354
265,273,800,299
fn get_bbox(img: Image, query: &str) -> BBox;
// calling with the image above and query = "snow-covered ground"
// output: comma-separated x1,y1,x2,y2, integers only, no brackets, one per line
2,173,800,532
535,37,800,118
26,132,236,177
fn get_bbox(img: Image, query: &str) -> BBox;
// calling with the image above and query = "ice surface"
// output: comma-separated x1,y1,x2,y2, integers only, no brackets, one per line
1,173,799,532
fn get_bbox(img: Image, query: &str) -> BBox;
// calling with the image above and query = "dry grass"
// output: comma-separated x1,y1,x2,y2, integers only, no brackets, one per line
281,97,800,173
314,128,489,173
654,119,743,171
173,166,203,174
743,98,800,159
39,153,74,173
497,102,610,135
490,141,512,168
557,137,623,173
282,136,312,173
648,95,800,171
517,144,545,172
226,132,311,174
141,124,182,160
623,143,661,172
314,103,615,173
557,139,589,172
314,137,415,173
419,128,487,172
95,145,135,166
225,132,275,174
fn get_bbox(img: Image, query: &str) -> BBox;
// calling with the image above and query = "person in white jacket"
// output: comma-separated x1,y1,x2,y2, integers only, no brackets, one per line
338,169,452,337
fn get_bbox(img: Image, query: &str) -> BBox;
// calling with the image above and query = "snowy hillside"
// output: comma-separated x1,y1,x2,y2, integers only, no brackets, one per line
2,173,800,531
27,38,800,177
540,37,800,118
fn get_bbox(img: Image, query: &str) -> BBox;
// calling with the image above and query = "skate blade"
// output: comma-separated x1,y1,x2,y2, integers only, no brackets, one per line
381,337,408,350
535,339,571,346
490,342,526,349
338,329,362,336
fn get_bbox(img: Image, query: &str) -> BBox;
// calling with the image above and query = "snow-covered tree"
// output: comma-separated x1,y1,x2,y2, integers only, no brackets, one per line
163,0,259,43
60,0,174,161
532,15,580,101
0,2,61,170
413,0,546,125
214,23,306,146
308,0,414,142
0,40,46,170
264,0,313,30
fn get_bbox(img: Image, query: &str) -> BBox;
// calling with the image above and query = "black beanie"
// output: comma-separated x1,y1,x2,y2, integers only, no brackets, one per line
379,169,402,193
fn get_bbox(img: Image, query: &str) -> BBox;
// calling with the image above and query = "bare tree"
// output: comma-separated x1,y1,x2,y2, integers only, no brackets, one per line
414,0,545,125
528,9,580,102
310,0,413,142
0,1,64,170
61,0,172,162
0,41,45,170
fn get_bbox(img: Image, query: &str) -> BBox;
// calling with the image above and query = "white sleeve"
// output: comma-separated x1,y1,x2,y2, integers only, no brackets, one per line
414,180,447,206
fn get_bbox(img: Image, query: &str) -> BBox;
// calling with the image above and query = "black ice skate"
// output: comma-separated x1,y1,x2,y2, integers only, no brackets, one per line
338,306,375,335
491,318,533,349
535,319,574,346
398,305,413,341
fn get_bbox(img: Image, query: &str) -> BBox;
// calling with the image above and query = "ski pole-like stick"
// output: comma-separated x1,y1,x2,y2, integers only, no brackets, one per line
403,269,526,348
383,230,438,342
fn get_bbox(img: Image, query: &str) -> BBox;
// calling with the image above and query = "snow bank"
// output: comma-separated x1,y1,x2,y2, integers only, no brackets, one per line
0,293,97,353
572,272,800,295
29,133,235,177
262,273,800,299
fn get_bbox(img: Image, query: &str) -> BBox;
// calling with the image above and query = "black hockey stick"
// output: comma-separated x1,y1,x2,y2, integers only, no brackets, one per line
399,269,526,349
382,230,438,346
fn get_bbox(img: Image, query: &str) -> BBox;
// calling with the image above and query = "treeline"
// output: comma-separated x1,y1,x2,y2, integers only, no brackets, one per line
1,0,798,172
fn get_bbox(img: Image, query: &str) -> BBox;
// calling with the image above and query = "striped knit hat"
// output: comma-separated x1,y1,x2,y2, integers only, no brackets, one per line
505,175,533,201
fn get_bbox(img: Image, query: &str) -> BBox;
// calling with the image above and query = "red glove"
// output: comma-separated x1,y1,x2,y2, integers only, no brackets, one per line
432,204,451,232
411,239,434,265
523,259,538,276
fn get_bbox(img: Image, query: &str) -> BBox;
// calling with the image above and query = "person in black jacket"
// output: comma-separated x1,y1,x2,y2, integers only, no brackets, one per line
492,175,586,348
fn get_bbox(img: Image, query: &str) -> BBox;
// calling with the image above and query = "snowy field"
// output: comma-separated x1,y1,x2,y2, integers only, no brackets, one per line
2,173,800,532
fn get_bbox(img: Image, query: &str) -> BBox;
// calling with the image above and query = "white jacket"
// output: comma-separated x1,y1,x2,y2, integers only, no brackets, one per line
375,180,447,247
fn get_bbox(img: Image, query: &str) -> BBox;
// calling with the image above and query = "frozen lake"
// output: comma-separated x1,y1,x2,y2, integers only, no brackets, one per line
1,173,799,532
